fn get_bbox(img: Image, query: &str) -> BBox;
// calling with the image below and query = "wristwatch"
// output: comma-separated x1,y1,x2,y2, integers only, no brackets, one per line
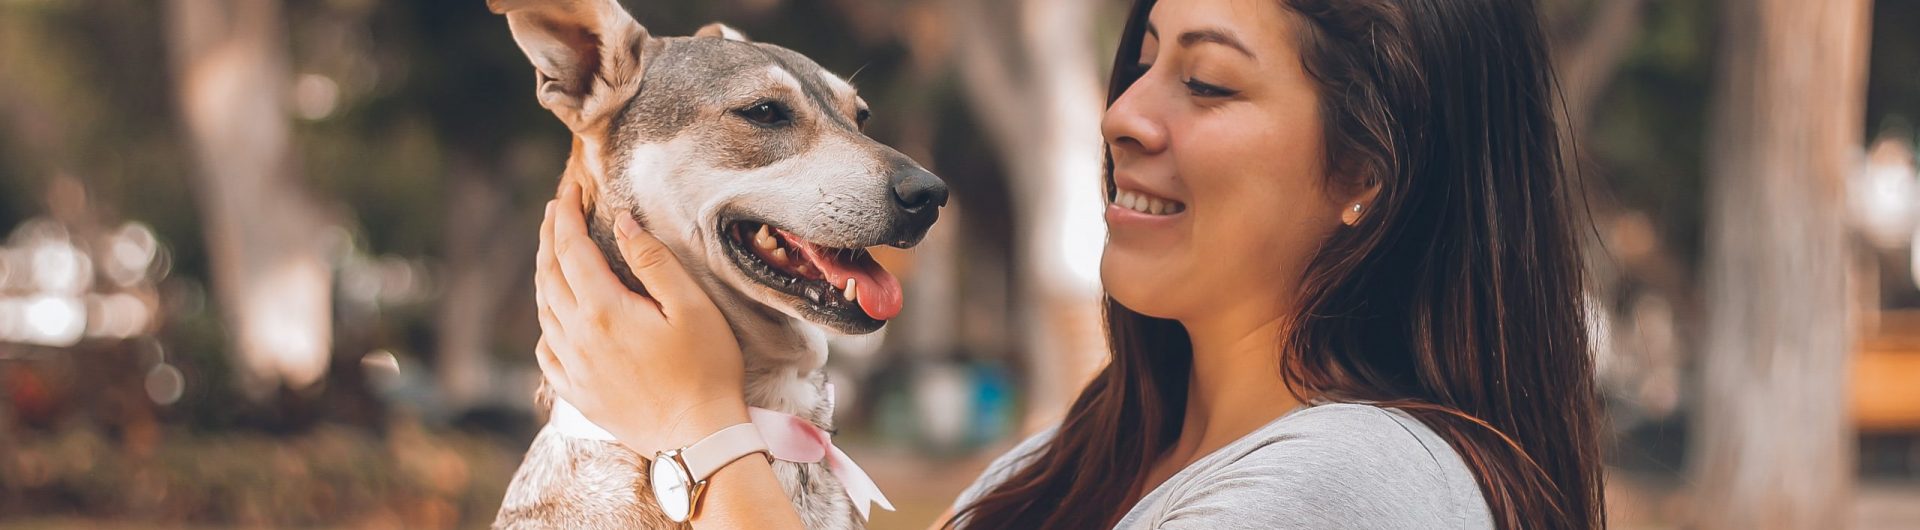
649,423,770,523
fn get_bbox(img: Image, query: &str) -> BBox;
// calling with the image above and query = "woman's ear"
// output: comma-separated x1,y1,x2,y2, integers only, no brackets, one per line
1339,177,1382,226
490,0,652,131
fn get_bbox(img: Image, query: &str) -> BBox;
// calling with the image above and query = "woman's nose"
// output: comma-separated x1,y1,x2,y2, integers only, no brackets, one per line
1101,81,1169,156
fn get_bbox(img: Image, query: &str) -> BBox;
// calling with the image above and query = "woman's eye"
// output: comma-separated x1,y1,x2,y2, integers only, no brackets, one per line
1183,78,1238,98
737,102,792,126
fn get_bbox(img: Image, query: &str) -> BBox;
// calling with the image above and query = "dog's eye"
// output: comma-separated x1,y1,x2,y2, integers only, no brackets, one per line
737,101,792,126
855,108,871,130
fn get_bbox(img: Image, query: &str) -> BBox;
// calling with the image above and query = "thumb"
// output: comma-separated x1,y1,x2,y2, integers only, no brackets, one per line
614,214,708,320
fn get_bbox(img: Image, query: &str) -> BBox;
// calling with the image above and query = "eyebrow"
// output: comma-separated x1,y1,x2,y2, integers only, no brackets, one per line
1145,23,1257,60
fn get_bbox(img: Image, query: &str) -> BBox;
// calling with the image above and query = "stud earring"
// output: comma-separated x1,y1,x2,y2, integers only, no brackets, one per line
1341,202,1364,226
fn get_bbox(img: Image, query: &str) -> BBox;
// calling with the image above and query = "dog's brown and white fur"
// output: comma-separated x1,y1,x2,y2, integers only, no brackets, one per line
487,1,947,528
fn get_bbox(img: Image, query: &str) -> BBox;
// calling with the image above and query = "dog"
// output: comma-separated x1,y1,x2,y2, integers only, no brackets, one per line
486,1,947,528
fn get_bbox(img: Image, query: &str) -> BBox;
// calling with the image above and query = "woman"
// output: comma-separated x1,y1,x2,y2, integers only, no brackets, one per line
532,0,1604,527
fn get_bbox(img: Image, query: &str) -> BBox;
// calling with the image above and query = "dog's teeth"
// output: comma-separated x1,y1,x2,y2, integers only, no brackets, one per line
754,225,778,250
769,247,789,264
843,278,857,302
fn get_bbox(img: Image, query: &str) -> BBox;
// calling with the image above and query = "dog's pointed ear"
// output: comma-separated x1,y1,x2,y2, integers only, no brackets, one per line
695,22,750,42
490,0,651,130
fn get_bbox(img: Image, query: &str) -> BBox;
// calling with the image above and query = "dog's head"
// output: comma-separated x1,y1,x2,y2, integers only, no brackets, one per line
493,0,947,335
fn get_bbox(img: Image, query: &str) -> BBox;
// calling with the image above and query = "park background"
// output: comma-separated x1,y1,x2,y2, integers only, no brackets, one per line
2,0,1919,528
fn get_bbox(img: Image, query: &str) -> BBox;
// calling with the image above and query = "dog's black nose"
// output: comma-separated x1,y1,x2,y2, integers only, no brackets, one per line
891,168,949,213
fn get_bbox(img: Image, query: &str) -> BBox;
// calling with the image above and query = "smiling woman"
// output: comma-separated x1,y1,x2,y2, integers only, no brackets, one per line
949,0,1604,528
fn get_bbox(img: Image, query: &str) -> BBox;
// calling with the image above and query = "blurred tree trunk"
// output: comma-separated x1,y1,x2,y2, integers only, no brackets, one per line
943,0,1109,428
1691,0,1872,527
1549,0,1649,136
435,157,535,410
165,0,336,398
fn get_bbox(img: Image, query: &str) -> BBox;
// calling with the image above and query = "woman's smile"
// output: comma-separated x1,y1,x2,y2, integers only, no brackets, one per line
1105,185,1189,230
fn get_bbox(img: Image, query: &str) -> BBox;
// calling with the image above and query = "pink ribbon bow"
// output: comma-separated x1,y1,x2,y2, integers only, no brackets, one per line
748,406,895,521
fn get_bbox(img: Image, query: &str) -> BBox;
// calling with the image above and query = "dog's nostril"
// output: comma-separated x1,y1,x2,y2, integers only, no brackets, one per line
891,169,949,212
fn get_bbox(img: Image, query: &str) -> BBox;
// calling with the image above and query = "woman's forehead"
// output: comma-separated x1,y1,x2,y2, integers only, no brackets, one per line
1144,0,1297,58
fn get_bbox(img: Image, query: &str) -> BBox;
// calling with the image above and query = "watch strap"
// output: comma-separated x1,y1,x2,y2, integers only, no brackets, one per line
682,423,769,483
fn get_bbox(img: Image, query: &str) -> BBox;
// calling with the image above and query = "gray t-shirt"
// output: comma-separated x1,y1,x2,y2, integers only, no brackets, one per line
950,403,1494,529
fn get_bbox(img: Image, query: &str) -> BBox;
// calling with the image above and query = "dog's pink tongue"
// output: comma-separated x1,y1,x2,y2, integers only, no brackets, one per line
830,257,902,321
786,239,904,321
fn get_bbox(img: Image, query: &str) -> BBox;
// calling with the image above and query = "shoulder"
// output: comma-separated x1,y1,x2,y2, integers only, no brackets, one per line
1151,403,1492,529
948,425,1058,515
1236,403,1467,488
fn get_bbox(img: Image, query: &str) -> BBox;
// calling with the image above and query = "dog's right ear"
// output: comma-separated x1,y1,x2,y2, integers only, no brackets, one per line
490,0,650,131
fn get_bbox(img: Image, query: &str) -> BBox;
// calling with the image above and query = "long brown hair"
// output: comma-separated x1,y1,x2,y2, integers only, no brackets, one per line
949,0,1604,528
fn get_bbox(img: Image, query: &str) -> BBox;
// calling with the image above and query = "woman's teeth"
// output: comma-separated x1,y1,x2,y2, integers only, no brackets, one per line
1113,190,1186,215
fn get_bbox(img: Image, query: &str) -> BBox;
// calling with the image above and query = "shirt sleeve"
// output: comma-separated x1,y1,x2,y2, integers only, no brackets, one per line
1155,406,1480,530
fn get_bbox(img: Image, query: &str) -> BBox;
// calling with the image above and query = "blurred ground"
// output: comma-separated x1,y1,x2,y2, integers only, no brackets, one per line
7,428,1919,529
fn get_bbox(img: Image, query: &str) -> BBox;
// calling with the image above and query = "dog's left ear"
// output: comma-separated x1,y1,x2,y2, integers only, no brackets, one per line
695,22,751,42
490,0,652,131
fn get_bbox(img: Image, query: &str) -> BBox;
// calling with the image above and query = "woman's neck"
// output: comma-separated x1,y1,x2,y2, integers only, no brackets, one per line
1179,313,1302,452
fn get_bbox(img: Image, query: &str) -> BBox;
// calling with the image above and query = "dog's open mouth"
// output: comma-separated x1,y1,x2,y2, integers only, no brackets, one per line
722,221,903,328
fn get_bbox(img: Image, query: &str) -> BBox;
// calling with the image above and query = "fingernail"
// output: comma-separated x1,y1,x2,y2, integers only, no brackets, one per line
617,215,640,238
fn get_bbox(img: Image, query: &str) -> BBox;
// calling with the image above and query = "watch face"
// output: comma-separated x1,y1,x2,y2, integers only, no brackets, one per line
650,454,694,522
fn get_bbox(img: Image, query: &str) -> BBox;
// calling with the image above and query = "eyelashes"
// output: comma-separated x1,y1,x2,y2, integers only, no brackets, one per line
1175,77,1236,98
1127,63,1240,99
1182,78,1238,98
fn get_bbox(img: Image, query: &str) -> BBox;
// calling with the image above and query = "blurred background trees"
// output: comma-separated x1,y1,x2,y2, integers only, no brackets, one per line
1690,0,1871,527
1,0,1918,528
166,0,336,399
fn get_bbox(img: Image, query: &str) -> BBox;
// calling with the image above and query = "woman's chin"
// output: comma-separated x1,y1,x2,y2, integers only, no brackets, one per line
1100,259,1186,320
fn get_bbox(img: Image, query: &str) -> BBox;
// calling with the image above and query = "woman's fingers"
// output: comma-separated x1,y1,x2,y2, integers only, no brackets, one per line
534,336,568,391
551,184,634,314
536,288,582,367
613,214,709,323
537,200,578,315
534,286,558,336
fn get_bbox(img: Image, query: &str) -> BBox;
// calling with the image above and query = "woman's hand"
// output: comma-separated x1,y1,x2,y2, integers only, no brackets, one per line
533,183,750,455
